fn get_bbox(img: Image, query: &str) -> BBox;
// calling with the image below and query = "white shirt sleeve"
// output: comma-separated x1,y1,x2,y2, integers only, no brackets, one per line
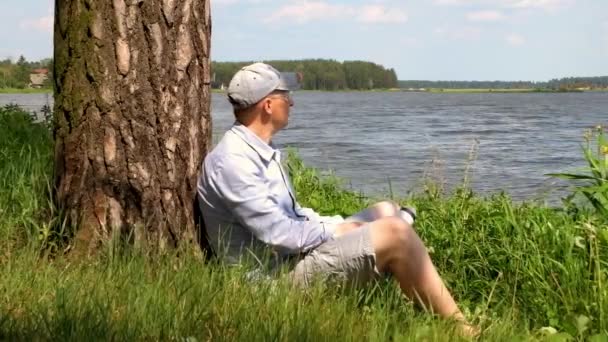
212,154,333,254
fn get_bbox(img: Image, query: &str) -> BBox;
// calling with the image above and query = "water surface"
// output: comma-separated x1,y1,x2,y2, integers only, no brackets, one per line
4,91,607,201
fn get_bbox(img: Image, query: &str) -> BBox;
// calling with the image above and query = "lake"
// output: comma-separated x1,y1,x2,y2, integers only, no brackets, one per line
3,91,607,202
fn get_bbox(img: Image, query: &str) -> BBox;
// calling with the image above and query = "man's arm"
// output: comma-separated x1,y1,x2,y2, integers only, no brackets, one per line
212,154,333,254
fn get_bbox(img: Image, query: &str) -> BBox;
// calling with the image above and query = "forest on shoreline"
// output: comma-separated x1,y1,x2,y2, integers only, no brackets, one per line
2,56,606,92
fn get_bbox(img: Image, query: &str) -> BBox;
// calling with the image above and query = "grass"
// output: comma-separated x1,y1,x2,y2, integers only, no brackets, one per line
0,87,52,94
424,88,572,94
0,105,54,255
1,105,607,340
421,88,608,94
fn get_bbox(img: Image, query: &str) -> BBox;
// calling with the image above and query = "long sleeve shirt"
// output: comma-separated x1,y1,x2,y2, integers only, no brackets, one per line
197,123,337,264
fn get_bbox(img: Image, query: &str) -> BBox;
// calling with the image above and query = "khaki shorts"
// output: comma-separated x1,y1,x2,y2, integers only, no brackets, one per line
289,224,381,288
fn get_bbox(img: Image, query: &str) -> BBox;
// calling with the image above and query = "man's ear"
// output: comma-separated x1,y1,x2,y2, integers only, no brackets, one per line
262,98,273,115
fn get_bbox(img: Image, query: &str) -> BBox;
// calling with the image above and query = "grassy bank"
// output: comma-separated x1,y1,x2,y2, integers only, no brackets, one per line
423,88,582,94
0,88,52,94
1,106,607,340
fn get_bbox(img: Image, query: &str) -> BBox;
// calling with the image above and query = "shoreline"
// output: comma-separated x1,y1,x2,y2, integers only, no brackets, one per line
0,88,52,94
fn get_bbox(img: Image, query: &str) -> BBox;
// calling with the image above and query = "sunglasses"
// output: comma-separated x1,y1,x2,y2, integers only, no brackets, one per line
268,92,294,106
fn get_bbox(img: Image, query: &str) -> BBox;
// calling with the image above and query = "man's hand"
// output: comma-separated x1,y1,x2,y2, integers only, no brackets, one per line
333,221,366,238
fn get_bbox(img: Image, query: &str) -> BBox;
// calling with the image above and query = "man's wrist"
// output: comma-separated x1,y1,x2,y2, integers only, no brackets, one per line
323,222,337,240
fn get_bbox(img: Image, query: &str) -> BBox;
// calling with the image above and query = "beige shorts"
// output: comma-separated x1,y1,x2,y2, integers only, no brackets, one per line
289,224,381,288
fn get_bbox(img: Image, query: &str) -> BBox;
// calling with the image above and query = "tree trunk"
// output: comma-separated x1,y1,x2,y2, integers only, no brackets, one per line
53,0,211,253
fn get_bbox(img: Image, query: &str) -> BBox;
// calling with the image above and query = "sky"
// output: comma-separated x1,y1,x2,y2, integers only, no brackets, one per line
1,0,607,81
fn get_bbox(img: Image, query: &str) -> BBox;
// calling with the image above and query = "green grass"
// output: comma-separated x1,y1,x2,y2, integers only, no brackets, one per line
424,88,568,94
0,105,54,255
1,106,607,340
426,88,608,94
0,87,52,94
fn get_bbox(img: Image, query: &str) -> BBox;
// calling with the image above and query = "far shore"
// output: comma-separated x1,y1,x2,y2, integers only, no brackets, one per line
3,87,606,96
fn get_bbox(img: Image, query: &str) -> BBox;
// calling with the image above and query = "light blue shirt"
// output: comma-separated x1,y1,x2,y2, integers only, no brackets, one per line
197,123,339,263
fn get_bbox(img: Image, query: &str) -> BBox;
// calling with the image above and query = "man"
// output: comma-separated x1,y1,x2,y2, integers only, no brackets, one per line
197,63,476,335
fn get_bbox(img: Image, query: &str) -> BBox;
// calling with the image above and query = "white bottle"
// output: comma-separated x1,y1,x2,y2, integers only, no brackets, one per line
399,207,416,225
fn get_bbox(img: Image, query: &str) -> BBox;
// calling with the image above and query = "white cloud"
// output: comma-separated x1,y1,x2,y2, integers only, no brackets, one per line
466,10,505,22
19,15,53,32
359,5,408,24
19,1,54,33
434,0,475,5
507,0,573,10
214,0,273,5
434,0,573,11
505,33,525,46
214,0,239,4
265,1,407,25
265,1,349,24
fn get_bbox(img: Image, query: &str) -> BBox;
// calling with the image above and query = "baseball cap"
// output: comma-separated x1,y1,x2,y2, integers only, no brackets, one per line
227,63,289,109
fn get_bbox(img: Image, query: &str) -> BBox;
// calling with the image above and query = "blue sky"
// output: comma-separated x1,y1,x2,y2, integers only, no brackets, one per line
2,0,607,81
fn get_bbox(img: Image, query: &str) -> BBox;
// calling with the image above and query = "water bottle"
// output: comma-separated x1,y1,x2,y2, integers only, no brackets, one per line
399,206,416,225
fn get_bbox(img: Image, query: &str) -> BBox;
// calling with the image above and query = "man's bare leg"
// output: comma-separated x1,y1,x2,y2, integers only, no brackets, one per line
336,202,477,334
369,217,476,334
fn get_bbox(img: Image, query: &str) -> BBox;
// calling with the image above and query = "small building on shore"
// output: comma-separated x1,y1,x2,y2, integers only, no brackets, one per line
29,68,49,88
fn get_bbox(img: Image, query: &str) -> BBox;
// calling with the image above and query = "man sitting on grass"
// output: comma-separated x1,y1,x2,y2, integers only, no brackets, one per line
197,63,477,336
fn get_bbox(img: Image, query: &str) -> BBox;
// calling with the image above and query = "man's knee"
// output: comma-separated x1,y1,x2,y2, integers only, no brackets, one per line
372,200,400,218
370,217,415,270
372,217,413,248
387,216,413,242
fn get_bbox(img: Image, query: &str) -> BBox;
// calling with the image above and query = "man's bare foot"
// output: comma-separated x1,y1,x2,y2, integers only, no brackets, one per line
456,322,481,339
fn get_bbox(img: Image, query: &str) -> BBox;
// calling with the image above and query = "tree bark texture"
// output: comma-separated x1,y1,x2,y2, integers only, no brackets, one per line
53,0,211,252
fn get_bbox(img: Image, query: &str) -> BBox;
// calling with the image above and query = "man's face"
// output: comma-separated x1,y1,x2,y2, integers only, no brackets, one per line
266,91,293,130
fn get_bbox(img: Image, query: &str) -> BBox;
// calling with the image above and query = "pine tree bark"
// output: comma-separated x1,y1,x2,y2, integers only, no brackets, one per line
53,0,211,253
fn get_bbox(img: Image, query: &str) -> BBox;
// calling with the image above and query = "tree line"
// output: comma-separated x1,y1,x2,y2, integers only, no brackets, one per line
5,55,607,92
212,59,399,90
0,56,53,89
399,76,608,90
545,76,608,90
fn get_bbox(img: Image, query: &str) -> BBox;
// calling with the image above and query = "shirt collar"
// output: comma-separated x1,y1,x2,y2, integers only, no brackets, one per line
230,123,278,163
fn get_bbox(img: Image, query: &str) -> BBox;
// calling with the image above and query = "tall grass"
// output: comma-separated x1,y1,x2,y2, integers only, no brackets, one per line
1,106,607,340
0,105,53,255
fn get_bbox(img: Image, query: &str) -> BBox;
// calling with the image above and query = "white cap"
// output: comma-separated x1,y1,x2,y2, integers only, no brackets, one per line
227,63,289,109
